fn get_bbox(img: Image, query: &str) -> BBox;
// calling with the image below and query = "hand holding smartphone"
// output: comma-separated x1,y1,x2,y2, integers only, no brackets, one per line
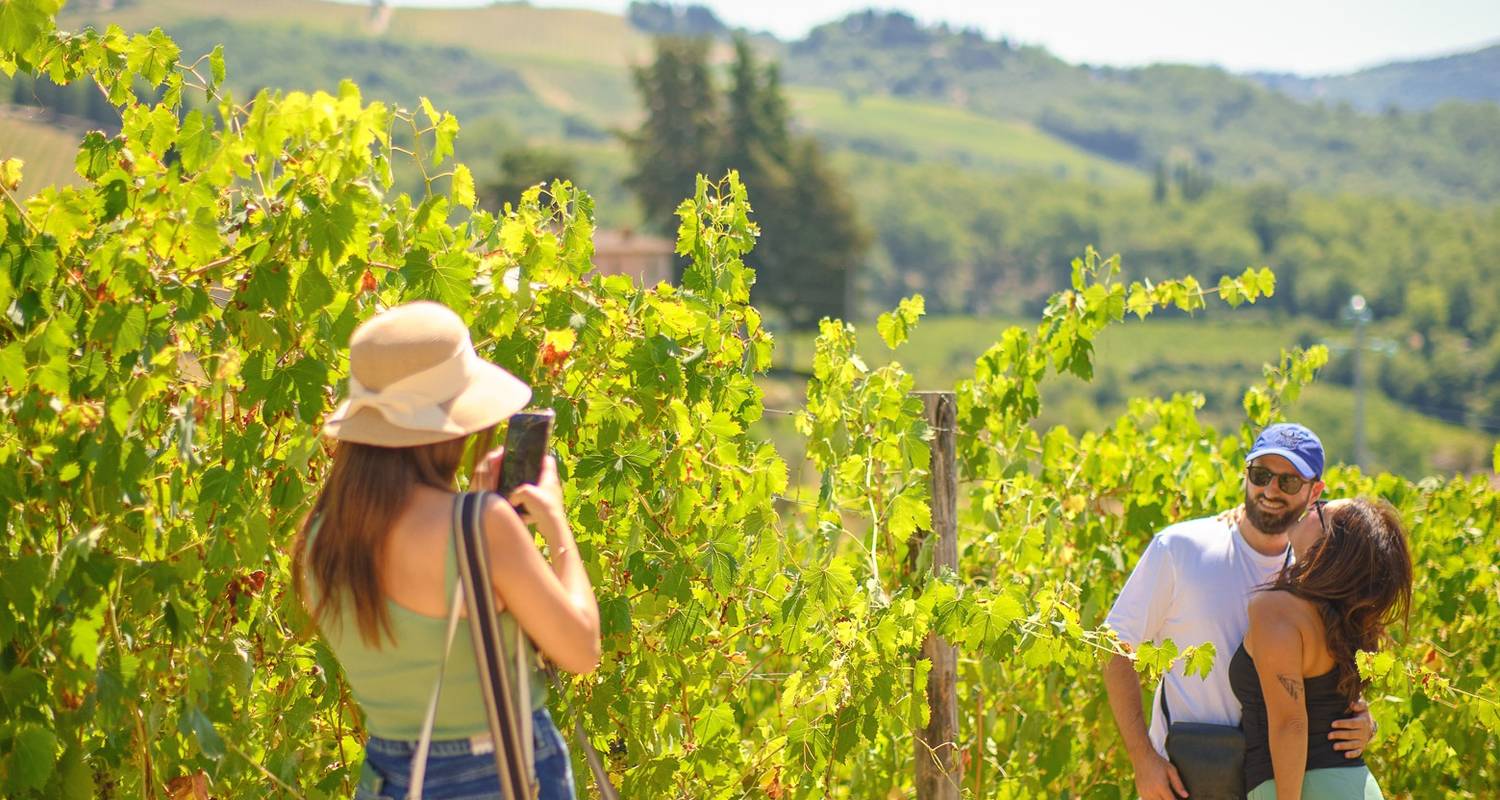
497,409,555,516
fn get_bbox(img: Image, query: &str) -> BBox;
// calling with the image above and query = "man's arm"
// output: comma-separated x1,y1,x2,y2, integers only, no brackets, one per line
1330,699,1376,757
1104,654,1188,800
1103,532,1183,799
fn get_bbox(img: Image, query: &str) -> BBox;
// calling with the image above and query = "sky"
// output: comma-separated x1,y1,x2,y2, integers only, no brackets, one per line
343,0,1500,75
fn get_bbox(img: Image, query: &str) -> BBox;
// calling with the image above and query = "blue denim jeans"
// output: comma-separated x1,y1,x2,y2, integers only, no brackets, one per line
354,708,575,800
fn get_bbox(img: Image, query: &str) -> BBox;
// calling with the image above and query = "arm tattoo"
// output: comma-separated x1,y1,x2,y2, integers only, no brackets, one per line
1276,674,1303,701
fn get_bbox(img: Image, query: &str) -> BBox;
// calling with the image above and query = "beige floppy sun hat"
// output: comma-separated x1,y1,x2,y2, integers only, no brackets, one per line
322,301,532,447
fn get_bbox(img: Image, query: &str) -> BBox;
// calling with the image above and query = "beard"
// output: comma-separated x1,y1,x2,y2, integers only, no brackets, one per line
1244,490,1305,534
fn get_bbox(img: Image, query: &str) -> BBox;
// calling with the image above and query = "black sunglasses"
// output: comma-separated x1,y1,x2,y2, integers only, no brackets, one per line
1313,498,1329,533
1246,464,1312,494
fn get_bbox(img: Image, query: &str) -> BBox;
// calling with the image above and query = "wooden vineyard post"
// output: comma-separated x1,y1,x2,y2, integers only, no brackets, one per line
913,391,959,799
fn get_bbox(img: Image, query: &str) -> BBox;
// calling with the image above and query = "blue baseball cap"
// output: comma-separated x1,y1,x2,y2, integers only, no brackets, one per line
1246,423,1324,479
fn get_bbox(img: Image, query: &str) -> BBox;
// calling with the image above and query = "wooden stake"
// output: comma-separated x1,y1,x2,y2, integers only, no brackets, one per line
914,391,959,800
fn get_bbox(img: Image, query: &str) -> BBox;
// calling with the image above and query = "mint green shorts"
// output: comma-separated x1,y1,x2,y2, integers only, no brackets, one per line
1247,766,1384,799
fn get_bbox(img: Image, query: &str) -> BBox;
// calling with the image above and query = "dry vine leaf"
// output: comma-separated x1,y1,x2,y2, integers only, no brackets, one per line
164,771,210,800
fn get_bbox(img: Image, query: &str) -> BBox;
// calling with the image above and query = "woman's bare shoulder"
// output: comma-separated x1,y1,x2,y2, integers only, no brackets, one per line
478,493,532,549
1249,590,1321,634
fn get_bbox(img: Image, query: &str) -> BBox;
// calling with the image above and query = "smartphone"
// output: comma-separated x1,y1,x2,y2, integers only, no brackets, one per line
498,409,554,513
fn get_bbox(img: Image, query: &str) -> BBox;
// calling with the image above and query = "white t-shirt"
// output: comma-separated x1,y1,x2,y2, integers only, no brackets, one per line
1105,515,1289,756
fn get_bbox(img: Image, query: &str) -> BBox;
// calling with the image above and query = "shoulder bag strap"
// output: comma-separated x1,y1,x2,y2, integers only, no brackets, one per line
454,491,537,800
407,496,470,800
1159,681,1173,727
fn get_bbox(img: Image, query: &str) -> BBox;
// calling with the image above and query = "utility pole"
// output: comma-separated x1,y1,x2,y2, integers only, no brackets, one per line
1346,294,1373,470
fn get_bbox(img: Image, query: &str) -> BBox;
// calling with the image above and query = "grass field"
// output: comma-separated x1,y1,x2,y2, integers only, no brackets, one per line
511,60,641,126
788,86,1146,185
59,0,373,38
764,313,1496,480
0,114,86,198
61,0,660,126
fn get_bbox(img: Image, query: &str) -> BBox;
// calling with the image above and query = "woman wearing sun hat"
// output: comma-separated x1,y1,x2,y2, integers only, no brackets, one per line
292,300,599,799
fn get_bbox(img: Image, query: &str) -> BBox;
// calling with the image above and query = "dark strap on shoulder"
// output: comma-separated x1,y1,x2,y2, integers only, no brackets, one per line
1159,683,1172,727
453,491,536,800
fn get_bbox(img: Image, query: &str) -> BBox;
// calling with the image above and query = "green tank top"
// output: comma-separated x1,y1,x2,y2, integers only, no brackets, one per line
308,512,547,740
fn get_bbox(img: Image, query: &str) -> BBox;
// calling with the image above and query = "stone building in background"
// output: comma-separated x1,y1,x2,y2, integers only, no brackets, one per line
592,228,675,286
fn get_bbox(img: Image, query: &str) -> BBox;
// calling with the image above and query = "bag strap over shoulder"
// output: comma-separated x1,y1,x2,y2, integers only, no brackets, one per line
1159,682,1173,727
454,490,537,800
411,490,620,800
408,496,471,800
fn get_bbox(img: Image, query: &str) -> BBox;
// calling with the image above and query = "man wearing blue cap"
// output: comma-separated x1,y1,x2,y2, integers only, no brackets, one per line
1101,423,1375,799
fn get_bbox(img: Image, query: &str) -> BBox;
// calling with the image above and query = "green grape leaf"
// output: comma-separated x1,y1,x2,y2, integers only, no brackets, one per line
418,96,440,127
432,113,459,167
599,595,631,638
1134,640,1181,677
7,724,58,792
1218,275,1244,307
184,707,225,760
295,263,335,317
177,109,216,172
692,703,737,744
209,43,226,85
240,261,291,310
68,599,106,670
55,745,93,800
0,156,20,191
125,28,179,86
1182,642,1216,679
451,163,476,210
876,294,925,350
1255,267,1276,297
910,657,932,728
0,341,26,391
402,249,475,309
110,304,147,354
309,195,359,267
0,0,62,54
703,537,738,596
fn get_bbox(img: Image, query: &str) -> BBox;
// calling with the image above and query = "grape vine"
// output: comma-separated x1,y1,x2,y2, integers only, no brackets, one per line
0,6,1496,798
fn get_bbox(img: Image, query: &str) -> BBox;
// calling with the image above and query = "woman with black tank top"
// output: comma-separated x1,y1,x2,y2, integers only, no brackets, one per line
1230,498,1412,799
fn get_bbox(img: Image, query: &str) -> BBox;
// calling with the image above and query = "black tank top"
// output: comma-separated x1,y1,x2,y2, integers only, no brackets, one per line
1229,642,1365,789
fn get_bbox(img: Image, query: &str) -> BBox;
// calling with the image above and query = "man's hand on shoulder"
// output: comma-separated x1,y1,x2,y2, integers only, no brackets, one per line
1215,504,1241,527
1331,698,1376,758
1131,749,1189,800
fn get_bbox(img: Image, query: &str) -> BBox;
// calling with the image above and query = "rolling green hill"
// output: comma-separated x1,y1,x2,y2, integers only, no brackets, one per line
56,2,1500,204
62,0,653,68
0,114,86,198
1251,44,1500,111
59,0,656,126
782,11,1500,204
788,87,1144,185
157,18,561,133
50,0,1149,223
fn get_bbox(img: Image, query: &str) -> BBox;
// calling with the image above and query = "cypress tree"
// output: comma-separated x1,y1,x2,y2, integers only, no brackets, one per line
623,37,719,233
627,36,866,329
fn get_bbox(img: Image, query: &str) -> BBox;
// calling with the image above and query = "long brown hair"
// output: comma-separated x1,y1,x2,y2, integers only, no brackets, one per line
1266,497,1413,700
292,429,492,648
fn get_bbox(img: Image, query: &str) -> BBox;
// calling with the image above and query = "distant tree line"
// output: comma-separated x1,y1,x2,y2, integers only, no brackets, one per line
626,2,728,38
851,160,1500,430
2,72,121,129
